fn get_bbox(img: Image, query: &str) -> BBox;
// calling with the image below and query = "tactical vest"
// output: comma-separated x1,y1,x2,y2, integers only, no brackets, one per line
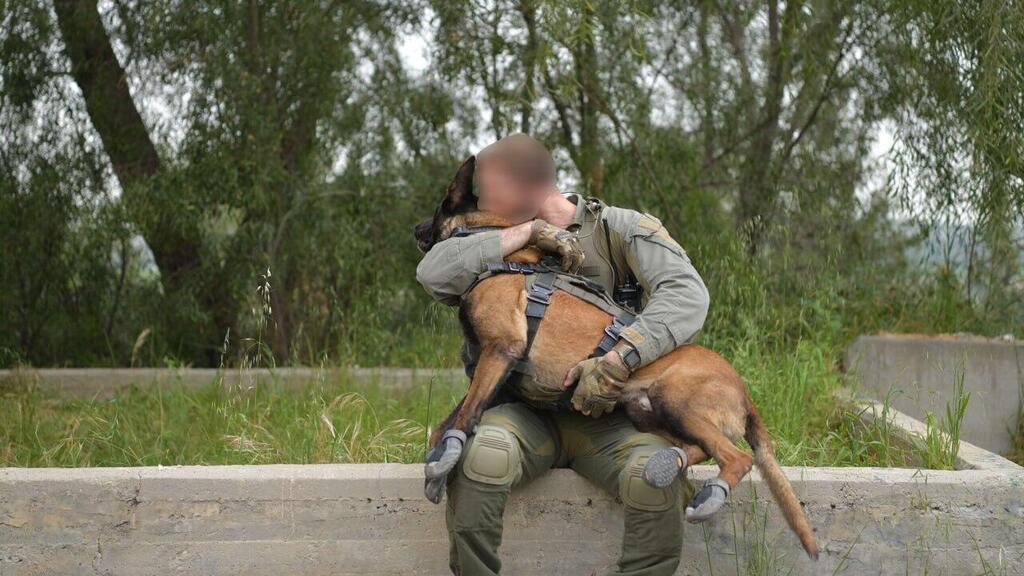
461,196,645,410
571,197,644,313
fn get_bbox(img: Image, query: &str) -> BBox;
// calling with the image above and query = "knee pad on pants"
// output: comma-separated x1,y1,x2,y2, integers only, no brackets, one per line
620,451,678,512
462,424,521,486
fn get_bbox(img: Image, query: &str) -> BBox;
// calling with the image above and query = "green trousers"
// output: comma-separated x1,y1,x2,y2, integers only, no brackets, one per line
445,402,693,576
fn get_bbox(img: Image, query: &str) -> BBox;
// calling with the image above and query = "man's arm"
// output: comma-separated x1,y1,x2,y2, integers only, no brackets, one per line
616,212,710,368
564,209,708,416
416,220,581,305
415,225,526,306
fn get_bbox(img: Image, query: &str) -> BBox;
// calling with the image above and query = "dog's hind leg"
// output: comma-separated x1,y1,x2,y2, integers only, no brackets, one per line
622,385,709,488
671,415,753,522
642,434,709,489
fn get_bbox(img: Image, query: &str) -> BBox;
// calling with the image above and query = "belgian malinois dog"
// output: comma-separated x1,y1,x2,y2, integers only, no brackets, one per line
414,156,818,560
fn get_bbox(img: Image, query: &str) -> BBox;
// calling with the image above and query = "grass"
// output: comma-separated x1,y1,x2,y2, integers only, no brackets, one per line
0,374,464,467
1,364,922,468
913,365,970,470
1011,379,1024,465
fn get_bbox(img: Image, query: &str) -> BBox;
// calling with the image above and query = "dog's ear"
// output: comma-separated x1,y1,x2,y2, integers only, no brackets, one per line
442,155,476,212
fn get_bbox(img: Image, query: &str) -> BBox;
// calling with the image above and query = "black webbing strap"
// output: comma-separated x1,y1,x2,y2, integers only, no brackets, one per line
589,312,636,359
452,225,506,238
486,261,541,275
478,261,636,409
502,270,554,376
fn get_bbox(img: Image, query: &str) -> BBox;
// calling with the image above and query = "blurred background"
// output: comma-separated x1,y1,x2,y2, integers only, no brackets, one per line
1,0,1021,372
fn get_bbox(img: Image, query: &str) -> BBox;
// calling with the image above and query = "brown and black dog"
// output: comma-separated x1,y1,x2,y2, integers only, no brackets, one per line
414,156,818,560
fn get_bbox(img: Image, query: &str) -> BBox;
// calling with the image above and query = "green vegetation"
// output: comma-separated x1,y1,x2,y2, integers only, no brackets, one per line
0,2,1020,469
0,376,462,467
1,1,1020,370
1011,412,1024,466
913,366,970,470
0,369,915,469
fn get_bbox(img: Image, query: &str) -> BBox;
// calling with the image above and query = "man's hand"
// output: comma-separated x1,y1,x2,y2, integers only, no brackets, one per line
563,349,630,417
530,219,584,273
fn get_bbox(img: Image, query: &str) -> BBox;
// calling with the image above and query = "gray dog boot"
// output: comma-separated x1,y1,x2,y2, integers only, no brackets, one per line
642,446,689,488
423,429,467,503
685,477,730,522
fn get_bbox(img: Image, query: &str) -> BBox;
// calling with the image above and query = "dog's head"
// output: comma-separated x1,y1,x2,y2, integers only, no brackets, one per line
414,155,478,253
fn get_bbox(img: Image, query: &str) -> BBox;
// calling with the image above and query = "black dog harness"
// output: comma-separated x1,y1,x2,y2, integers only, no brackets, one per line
456,229,637,408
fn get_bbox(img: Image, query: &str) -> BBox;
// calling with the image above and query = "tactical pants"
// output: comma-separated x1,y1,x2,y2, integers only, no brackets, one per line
445,402,694,576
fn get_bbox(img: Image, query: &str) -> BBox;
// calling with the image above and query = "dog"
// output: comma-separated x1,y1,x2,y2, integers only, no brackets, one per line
414,156,818,560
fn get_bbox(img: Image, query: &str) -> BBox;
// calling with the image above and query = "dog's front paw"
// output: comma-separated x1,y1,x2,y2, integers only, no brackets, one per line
685,477,730,522
424,474,447,504
422,430,467,503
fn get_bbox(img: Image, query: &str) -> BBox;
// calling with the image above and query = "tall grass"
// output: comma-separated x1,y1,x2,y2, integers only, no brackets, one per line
0,376,464,467
2,219,1010,469
0,374,924,468
912,365,970,470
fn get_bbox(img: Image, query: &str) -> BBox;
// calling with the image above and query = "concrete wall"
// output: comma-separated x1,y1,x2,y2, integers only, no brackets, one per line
0,367,464,398
2,461,1022,576
845,334,1024,455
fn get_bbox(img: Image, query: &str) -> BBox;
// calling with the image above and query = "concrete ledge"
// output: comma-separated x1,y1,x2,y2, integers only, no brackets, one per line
839,388,1023,472
845,334,1024,454
0,367,464,398
2,463,1023,575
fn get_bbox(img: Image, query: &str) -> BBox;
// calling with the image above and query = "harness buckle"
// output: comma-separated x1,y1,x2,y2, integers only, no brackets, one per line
508,262,534,274
527,282,555,305
486,261,535,275
603,320,624,341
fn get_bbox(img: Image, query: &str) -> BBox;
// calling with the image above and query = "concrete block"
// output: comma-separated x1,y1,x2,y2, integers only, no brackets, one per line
2,462,1023,575
844,334,1024,455
0,367,465,398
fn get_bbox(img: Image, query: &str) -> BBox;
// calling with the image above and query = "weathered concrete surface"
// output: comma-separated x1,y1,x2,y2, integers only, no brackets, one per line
2,463,1022,576
0,367,464,398
840,388,1023,472
845,334,1024,455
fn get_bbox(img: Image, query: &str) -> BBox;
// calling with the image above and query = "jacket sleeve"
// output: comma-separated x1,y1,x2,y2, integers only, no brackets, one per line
415,231,504,306
612,211,710,368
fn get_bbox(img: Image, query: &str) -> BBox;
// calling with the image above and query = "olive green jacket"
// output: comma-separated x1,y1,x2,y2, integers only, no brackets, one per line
415,194,710,368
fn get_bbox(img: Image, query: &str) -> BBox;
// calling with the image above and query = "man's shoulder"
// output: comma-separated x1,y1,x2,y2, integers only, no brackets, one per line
598,202,665,239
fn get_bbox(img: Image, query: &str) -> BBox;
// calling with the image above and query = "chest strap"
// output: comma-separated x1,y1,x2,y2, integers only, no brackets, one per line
508,270,557,375
482,262,635,376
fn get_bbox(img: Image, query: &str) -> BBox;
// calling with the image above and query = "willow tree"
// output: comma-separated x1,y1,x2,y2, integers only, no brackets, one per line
3,0,418,365
430,0,884,254
878,0,1024,311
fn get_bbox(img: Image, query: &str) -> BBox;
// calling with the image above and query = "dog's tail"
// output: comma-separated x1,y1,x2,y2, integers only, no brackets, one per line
744,404,819,560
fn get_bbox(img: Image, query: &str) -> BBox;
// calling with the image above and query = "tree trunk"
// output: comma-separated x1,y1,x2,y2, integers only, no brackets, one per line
518,0,538,134
575,4,604,198
53,0,203,289
736,0,798,253
54,0,237,365
699,0,715,166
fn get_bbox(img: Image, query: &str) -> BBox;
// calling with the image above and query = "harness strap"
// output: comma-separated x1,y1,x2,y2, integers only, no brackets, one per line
525,271,557,319
452,225,507,238
486,261,541,275
504,270,556,377
475,260,636,405
589,311,636,358
450,223,639,410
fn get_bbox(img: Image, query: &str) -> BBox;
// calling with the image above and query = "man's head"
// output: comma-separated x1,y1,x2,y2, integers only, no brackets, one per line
474,133,556,222
413,134,556,253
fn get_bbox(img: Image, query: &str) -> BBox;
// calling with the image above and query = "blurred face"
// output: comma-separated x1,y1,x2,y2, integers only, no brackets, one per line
476,162,554,223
